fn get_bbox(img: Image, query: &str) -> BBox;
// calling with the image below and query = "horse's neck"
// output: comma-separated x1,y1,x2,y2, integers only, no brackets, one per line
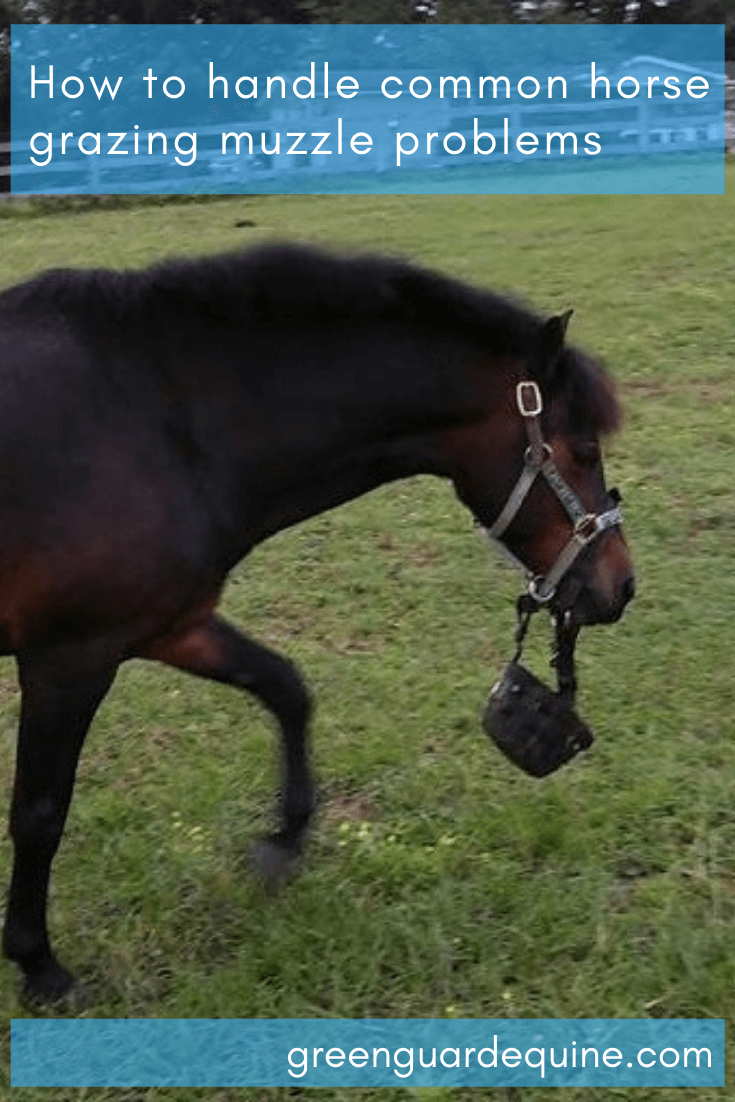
182,334,484,552
241,432,447,547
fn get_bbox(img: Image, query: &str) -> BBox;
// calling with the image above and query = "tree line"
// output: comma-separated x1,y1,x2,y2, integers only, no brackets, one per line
2,0,732,135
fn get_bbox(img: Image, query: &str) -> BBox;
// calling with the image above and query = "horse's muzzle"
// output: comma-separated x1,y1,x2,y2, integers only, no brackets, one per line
567,573,635,626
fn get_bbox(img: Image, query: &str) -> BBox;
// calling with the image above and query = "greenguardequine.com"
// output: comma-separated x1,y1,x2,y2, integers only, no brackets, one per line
286,1038,714,1080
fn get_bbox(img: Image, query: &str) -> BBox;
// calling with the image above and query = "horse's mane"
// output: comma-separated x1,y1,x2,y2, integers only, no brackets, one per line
1,243,619,434
554,346,620,436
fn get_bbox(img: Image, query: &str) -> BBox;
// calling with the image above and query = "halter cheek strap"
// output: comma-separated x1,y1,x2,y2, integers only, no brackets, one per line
484,380,622,604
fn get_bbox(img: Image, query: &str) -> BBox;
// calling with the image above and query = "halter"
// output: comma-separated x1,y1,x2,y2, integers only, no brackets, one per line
484,380,622,605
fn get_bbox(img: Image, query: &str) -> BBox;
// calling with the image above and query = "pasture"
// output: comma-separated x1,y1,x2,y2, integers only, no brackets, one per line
1,170,735,1101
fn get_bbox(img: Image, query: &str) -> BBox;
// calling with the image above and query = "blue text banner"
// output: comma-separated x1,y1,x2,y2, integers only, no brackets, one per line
10,23,724,195
11,1017,725,1087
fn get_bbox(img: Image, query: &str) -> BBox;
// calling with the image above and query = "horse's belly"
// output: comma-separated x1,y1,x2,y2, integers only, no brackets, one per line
0,525,221,655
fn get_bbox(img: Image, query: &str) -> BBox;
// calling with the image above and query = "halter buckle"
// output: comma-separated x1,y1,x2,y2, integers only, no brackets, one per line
573,513,600,546
516,381,542,418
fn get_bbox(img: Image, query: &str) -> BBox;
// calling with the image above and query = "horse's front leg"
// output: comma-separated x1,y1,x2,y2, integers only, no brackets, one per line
3,652,117,1006
139,612,314,882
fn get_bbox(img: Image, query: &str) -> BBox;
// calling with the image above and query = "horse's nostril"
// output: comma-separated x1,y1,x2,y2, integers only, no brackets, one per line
622,576,635,605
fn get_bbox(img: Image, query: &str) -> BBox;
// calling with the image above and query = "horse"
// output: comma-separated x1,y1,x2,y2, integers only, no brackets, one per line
0,243,634,1007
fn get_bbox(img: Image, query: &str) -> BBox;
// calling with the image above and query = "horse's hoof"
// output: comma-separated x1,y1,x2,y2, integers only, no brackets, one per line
22,977,89,1014
251,836,302,889
20,962,90,1014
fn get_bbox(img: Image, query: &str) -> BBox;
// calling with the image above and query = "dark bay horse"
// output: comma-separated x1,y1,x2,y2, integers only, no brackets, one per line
0,244,633,1006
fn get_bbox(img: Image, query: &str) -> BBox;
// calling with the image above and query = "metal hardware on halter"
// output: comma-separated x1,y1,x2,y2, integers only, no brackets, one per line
517,380,542,417
482,379,622,604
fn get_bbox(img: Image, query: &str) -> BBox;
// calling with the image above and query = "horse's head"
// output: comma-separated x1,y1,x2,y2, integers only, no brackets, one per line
443,312,634,628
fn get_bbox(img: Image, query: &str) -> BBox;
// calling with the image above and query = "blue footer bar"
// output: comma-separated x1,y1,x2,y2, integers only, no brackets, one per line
11,1017,725,1087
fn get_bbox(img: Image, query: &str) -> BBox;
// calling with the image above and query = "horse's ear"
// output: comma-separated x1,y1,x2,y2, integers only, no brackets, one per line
539,309,573,380
558,308,574,334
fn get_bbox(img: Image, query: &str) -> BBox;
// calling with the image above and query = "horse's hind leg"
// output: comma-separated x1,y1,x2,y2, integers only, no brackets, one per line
140,613,313,883
3,652,117,1006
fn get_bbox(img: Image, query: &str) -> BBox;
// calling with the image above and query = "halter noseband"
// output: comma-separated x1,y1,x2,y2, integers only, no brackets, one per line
484,380,622,604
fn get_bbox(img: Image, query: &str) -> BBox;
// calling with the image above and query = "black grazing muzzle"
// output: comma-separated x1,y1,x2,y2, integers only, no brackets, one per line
483,659,593,778
482,586,592,777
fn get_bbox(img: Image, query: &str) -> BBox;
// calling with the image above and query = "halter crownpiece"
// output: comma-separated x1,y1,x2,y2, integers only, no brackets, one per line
483,380,622,604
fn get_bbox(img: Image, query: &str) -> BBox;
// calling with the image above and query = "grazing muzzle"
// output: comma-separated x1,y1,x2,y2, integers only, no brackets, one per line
482,587,593,777
482,381,622,606
483,659,593,778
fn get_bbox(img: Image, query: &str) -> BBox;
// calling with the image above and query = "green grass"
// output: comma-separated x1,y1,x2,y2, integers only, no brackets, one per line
1,172,735,1101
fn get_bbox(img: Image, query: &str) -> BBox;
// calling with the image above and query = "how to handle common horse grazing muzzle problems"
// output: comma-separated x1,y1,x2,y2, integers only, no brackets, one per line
481,380,626,778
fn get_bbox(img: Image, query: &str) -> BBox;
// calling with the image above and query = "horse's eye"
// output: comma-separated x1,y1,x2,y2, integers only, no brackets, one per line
573,441,600,465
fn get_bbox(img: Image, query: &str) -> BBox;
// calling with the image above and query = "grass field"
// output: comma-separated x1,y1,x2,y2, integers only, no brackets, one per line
1,171,734,1101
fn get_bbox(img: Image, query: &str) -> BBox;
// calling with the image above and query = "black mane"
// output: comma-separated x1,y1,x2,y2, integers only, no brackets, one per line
1,243,619,434
554,346,620,436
